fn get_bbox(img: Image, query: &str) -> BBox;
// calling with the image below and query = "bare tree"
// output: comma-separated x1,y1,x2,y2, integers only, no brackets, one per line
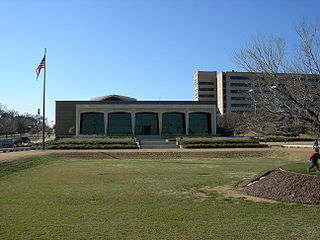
217,113,243,136
234,18,320,130
0,103,39,138
0,110,16,138
15,113,35,134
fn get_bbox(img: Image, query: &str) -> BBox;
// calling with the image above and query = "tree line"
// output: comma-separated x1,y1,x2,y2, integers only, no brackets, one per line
0,103,43,138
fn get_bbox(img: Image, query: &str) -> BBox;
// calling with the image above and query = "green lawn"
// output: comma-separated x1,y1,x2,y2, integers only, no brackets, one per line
0,152,319,240
282,162,320,175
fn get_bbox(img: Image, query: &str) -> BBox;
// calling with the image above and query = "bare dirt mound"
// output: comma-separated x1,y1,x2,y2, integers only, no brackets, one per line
239,168,320,205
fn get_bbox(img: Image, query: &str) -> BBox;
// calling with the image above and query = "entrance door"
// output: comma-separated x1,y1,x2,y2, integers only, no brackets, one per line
142,126,151,135
135,113,159,135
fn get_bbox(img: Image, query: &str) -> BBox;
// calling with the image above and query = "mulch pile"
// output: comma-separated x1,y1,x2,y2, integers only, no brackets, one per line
239,168,320,205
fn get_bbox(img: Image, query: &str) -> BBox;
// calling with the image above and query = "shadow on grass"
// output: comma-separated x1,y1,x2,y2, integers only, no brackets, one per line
0,155,56,178
99,152,120,159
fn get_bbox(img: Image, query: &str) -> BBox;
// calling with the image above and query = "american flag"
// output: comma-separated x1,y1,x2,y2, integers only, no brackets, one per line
36,56,45,79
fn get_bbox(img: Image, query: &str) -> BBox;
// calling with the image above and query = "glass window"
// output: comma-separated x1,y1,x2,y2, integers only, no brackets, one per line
162,113,185,135
135,113,159,135
231,104,251,108
229,76,250,80
230,83,250,87
189,113,211,135
231,97,246,100
198,82,214,85
199,94,215,98
108,113,132,136
80,112,105,135
230,90,246,93
198,88,215,91
231,110,250,113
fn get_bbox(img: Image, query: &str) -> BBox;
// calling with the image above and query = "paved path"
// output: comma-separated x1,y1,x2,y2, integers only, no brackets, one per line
262,141,313,147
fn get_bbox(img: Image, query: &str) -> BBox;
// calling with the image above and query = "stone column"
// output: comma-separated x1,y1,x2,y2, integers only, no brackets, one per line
131,112,135,136
158,112,162,136
211,112,216,135
76,109,80,136
104,112,109,136
185,112,189,135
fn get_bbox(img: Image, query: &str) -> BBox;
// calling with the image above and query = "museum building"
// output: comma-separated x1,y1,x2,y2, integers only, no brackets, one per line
55,95,216,136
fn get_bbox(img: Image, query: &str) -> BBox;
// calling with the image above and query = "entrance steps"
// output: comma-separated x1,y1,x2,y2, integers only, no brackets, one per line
136,136,179,149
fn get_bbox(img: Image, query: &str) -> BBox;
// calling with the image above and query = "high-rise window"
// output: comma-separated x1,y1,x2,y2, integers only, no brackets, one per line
231,97,246,100
199,88,215,91
198,82,214,85
199,94,215,98
230,90,247,93
230,83,250,87
231,104,251,108
229,76,250,80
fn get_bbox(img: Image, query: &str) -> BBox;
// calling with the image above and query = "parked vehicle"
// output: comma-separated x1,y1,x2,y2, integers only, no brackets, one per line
14,137,31,145
0,139,14,148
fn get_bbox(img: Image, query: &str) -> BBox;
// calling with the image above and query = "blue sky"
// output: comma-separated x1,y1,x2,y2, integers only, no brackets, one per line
0,0,319,124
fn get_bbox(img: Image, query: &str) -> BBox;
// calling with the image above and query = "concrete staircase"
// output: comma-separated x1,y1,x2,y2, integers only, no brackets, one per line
136,136,179,149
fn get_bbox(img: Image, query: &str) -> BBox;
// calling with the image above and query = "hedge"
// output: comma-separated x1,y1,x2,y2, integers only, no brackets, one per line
179,139,259,145
31,140,139,149
166,136,222,141
47,144,138,149
56,136,133,139
182,143,268,148
49,141,136,145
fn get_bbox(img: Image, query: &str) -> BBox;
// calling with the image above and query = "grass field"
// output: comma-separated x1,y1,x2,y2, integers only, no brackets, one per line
0,150,319,240
282,162,320,175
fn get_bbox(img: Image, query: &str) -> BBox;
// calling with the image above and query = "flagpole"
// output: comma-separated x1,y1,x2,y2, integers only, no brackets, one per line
42,48,47,150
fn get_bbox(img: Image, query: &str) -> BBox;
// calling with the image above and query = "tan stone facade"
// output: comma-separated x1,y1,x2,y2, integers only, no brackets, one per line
56,99,216,136
194,71,217,103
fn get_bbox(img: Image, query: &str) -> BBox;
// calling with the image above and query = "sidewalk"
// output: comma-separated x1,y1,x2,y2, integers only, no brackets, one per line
262,141,313,148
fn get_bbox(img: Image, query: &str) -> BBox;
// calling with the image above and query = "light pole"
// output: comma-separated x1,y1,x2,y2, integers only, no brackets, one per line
37,108,40,141
248,89,257,115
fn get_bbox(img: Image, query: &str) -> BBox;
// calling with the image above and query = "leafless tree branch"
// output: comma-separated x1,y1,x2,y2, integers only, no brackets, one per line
234,19,320,131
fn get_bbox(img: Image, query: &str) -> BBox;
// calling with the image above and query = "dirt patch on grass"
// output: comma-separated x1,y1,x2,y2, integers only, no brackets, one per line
161,185,278,203
209,185,278,203
240,168,320,205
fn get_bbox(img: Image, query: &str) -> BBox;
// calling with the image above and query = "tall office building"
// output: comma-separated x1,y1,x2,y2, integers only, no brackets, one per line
222,71,253,114
195,70,317,115
195,70,254,114
194,71,217,103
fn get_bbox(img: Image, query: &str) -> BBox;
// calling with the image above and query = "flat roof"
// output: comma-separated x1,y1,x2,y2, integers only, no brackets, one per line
56,100,216,105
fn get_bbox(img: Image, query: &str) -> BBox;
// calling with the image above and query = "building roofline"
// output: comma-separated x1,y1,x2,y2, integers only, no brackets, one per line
55,100,216,105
